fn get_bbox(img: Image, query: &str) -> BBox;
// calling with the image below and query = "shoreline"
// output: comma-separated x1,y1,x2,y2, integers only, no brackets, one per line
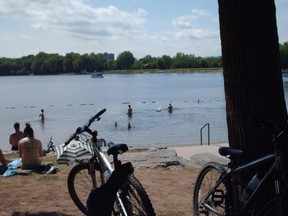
1,141,228,155
127,140,228,148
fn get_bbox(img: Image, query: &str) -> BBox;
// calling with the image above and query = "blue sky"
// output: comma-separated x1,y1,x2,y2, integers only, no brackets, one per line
0,0,287,59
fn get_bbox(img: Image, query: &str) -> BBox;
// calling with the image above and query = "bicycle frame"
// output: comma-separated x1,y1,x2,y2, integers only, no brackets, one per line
205,153,279,216
85,139,129,216
66,109,155,216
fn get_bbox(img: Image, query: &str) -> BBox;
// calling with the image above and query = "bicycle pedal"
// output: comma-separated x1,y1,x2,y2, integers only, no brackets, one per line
212,189,225,205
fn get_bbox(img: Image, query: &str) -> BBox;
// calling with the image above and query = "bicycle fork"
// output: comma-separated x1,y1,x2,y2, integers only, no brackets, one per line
88,162,98,188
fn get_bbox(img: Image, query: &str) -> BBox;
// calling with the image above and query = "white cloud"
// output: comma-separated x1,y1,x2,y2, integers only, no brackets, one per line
172,9,218,40
192,9,210,17
172,15,196,29
0,0,148,40
176,29,218,39
1,37,11,42
20,35,34,41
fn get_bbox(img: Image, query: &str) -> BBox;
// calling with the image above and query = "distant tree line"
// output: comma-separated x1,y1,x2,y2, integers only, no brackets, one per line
280,42,288,69
0,41,287,76
0,52,222,76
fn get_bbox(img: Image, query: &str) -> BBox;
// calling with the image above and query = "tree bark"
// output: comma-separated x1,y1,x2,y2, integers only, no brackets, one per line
218,0,288,208
218,0,287,159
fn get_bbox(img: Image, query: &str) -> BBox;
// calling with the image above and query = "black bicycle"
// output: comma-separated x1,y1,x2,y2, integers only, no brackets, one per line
193,120,288,216
44,136,55,154
64,109,155,216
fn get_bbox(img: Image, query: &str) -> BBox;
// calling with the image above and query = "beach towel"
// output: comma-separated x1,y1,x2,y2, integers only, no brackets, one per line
1,158,22,177
0,158,19,176
8,158,22,167
2,166,17,177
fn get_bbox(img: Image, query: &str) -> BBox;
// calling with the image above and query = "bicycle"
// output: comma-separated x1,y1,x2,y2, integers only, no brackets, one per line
63,108,155,216
44,136,55,154
193,120,288,216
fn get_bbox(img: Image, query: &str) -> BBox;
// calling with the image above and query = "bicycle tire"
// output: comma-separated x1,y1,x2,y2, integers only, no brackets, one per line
193,161,227,216
68,164,155,216
120,175,156,216
67,163,103,215
256,197,288,216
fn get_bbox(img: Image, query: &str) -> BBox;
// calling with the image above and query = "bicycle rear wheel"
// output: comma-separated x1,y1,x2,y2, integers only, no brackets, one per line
256,197,288,216
193,162,227,216
67,163,103,215
120,175,155,216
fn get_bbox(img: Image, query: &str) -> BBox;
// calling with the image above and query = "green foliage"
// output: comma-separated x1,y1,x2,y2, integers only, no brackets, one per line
116,51,135,70
280,42,288,69
0,41,286,76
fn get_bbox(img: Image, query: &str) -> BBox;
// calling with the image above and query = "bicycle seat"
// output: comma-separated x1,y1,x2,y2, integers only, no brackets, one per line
107,142,128,156
218,146,243,158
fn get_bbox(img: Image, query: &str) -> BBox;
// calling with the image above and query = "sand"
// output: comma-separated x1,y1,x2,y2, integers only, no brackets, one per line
0,144,228,216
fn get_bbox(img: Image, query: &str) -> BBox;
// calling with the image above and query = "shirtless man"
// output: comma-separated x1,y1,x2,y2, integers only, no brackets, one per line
18,123,43,170
168,103,173,113
127,105,132,117
9,122,25,151
39,109,45,121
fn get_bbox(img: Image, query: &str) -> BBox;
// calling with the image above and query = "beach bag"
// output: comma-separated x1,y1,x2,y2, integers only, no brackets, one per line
86,162,134,216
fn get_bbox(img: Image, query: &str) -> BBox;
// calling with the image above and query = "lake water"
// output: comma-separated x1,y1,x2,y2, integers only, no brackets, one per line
1,72,287,151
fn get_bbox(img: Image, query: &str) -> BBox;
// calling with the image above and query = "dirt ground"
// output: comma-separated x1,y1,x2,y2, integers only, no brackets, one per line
0,160,200,216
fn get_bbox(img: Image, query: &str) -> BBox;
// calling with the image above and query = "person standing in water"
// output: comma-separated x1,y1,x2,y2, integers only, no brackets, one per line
39,109,45,121
168,103,173,113
127,105,132,117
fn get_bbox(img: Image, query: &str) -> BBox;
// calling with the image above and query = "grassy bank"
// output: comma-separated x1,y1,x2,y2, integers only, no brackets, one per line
102,68,223,74
102,68,288,74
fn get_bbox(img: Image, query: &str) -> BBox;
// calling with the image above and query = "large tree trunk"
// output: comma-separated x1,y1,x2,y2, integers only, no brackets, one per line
218,0,287,158
218,0,288,208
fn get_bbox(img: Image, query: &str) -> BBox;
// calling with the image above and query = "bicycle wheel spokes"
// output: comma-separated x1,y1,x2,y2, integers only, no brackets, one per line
194,162,227,216
123,186,146,215
68,164,102,214
121,176,155,216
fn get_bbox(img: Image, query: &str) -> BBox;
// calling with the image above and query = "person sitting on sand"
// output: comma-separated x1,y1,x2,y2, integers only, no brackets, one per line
0,149,11,166
9,122,25,151
0,148,12,175
18,123,43,170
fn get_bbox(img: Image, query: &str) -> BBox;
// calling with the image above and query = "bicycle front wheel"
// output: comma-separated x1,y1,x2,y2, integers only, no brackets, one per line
120,175,156,216
67,163,103,215
193,162,227,216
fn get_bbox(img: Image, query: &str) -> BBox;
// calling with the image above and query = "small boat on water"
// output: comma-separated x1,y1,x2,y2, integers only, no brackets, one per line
91,72,104,78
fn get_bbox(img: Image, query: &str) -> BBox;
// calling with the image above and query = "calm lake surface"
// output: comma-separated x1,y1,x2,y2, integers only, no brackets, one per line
1,72,287,151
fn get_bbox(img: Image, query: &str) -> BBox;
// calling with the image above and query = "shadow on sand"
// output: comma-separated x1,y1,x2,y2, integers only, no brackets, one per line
12,212,70,216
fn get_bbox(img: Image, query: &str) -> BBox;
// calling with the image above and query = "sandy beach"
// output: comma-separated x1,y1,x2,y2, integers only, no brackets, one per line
0,144,228,216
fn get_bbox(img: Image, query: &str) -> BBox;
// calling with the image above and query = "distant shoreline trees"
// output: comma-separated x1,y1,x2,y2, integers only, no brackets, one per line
0,42,287,76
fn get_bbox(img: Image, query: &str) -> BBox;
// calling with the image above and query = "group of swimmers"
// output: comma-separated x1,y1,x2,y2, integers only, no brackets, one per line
115,103,173,130
1,104,173,169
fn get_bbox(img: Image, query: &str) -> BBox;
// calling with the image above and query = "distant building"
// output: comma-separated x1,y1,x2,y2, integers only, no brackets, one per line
103,52,114,61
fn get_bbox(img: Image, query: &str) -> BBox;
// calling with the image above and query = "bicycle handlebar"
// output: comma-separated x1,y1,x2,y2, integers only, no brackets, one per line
64,108,106,146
